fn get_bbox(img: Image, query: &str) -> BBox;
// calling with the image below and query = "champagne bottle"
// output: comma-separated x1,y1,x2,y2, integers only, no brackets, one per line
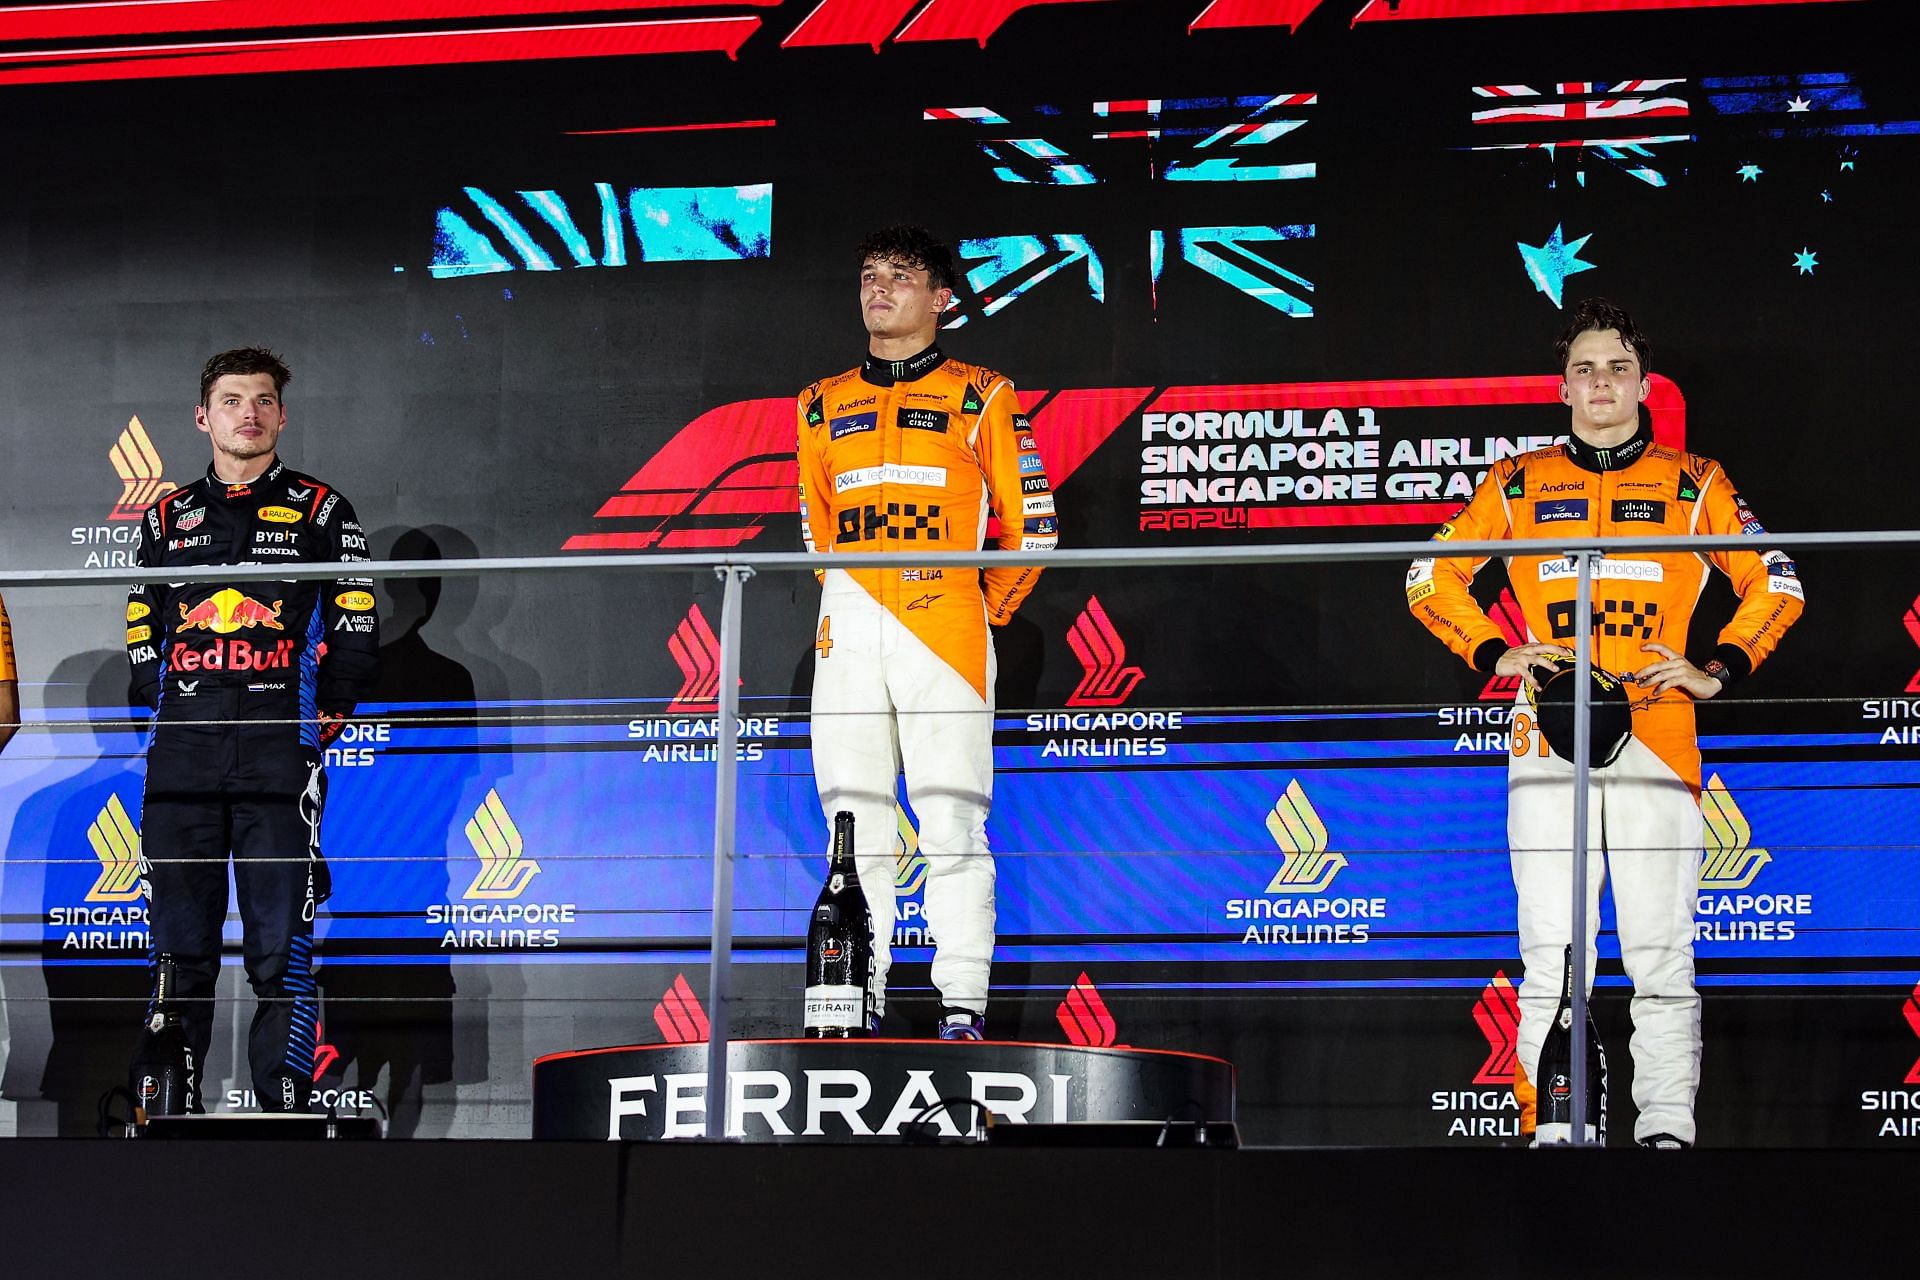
129,955,196,1121
804,811,875,1038
1535,944,1608,1145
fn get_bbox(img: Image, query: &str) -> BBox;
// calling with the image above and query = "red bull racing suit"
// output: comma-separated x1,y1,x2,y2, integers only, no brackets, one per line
1408,426,1802,1143
797,344,1055,1019
126,460,379,1111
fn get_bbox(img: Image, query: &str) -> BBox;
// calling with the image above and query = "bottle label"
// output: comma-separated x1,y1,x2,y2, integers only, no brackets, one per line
804,985,865,1029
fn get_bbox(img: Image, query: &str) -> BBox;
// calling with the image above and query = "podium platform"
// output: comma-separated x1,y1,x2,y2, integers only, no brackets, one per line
532,1039,1236,1141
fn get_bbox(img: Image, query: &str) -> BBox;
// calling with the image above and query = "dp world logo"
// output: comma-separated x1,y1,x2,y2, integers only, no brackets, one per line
1264,779,1347,893
463,789,540,899
87,794,147,902
1065,595,1144,707
1699,774,1771,890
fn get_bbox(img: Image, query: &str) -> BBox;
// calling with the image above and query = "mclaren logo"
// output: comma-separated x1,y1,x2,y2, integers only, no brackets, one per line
1699,774,1771,890
87,795,147,902
1263,780,1347,893
463,789,541,899
109,416,175,520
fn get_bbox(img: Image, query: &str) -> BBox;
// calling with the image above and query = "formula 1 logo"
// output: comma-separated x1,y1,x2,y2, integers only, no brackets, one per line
1065,595,1145,707
1904,591,1920,693
1699,774,1772,891
1263,779,1347,892
1056,972,1118,1048
1472,972,1521,1086
86,795,146,903
667,604,722,713
108,416,174,520
654,973,710,1045
1479,589,1527,701
463,789,541,900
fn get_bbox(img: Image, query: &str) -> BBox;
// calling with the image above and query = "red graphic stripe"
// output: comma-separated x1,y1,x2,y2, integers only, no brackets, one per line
0,18,759,86
0,0,781,41
1245,501,1460,528
896,0,1106,46
594,399,794,512
567,118,776,135
781,0,925,48
653,973,710,1043
1354,0,1855,21
1027,386,1153,486
1480,588,1529,700
1189,0,1323,32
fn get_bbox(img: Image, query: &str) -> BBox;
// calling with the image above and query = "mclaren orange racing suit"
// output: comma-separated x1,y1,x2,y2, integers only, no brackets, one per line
797,343,1055,1020
0,591,15,681
1408,427,1802,1143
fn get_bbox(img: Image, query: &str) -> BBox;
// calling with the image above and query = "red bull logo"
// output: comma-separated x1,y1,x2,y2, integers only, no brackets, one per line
170,637,295,673
177,589,284,635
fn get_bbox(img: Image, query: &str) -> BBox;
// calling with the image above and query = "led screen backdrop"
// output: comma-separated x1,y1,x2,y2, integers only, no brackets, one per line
0,0,1916,1142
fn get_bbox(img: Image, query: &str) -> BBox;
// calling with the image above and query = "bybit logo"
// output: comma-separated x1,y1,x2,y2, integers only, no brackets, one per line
463,789,540,899
1056,971,1117,1048
1263,780,1346,892
1695,773,1812,943
87,794,146,902
109,416,175,520
1065,595,1144,707
1228,779,1387,945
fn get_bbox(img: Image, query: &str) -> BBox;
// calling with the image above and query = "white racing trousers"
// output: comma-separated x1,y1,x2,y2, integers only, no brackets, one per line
809,571,997,1017
1510,733,1703,1144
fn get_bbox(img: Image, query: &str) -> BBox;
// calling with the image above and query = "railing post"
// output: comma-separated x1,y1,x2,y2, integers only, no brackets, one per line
1569,548,1597,1146
704,563,753,1139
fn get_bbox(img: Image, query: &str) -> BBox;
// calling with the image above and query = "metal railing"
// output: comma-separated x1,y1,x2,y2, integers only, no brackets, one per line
3,527,1913,1142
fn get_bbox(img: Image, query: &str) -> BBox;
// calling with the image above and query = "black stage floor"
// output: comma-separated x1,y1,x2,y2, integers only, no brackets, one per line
3,1139,1912,1278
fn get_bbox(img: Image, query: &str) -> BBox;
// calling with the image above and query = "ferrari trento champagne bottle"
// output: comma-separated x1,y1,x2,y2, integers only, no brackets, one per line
1535,944,1608,1145
804,811,875,1038
129,955,195,1120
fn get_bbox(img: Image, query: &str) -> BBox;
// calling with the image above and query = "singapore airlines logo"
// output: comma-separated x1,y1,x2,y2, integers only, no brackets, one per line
108,416,175,519
667,603,722,713
1065,595,1144,707
463,790,540,899
1472,972,1522,1085
1263,779,1347,893
87,795,147,902
1699,773,1771,891
894,802,927,895
1904,983,1920,1085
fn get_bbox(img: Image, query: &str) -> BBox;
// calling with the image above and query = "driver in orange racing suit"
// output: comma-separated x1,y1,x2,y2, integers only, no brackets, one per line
1407,298,1802,1147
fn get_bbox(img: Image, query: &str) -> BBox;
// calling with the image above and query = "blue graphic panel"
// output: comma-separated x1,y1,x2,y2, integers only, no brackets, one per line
429,183,772,278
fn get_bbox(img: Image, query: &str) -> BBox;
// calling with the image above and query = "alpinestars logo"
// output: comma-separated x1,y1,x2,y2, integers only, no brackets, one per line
109,416,174,520
1695,773,1812,943
1065,595,1144,707
654,973,710,1045
668,604,722,712
1479,588,1527,701
87,794,146,902
1263,780,1346,893
1473,972,1521,1086
463,789,540,899
1056,972,1117,1048
1905,590,1920,693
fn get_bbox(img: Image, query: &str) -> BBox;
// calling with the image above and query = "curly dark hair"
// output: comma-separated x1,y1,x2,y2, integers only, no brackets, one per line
1553,298,1651,375
856,225,956,293
200,347,292,406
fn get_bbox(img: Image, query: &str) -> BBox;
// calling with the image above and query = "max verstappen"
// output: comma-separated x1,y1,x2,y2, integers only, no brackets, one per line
125,348,378,1112
1407,299,1802,1147
797,226,1056,1039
